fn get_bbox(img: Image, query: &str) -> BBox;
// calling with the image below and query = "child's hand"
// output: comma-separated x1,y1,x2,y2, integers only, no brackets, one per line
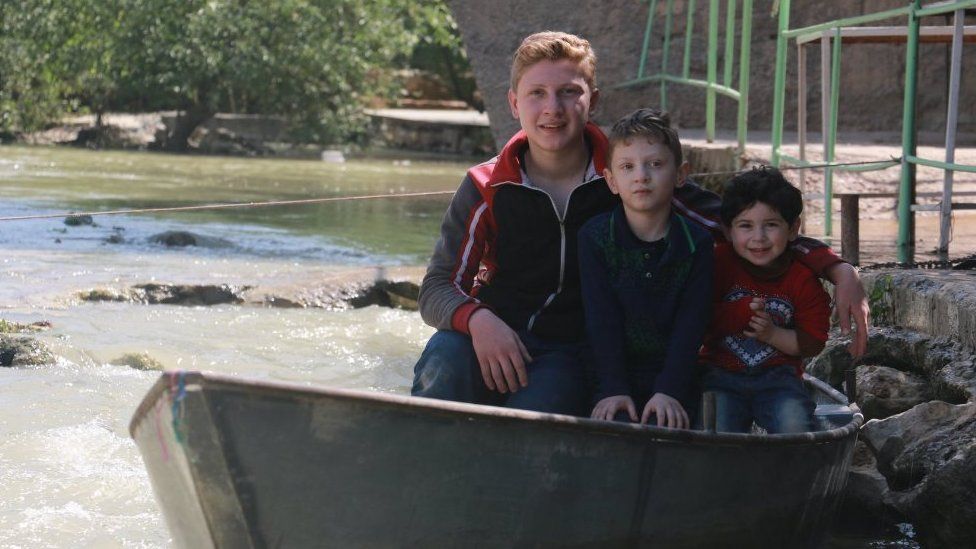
591,395,638,422
642,393,689,429
744,300,775,343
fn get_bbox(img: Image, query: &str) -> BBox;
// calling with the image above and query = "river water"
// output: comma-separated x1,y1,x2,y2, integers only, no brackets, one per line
0,145,463,547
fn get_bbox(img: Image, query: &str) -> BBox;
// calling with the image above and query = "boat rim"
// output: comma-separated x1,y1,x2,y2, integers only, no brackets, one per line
130,370,864,446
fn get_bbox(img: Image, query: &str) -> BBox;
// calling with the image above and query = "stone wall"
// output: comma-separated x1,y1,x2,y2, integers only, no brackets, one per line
448,0,976,150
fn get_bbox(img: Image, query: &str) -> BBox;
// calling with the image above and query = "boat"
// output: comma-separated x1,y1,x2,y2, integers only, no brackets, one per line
130,370,862,548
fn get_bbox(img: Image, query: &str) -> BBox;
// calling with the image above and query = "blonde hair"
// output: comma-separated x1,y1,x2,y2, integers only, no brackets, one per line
510,31,597,92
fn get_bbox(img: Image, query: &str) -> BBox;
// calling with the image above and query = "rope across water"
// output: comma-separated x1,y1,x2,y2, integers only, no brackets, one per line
0,158,905,223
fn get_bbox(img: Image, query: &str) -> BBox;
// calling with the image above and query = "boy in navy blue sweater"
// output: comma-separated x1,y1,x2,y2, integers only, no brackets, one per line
578,109,713,427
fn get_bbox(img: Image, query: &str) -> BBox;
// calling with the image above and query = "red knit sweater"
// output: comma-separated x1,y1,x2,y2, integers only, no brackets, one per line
700,243,831,376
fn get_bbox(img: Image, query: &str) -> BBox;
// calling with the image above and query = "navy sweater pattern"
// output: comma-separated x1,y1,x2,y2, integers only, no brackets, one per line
579,205,714,406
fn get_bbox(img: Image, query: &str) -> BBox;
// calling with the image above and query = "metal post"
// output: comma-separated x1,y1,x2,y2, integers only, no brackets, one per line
821,30,831,195
702,391,716,433
724,0,737,87
661,0,675,109
637,0,658,79
683,0,697,79
825,28,842,237
706,0,719,143
770,0,791,165
736,0,753,156
898,1,921,263
841,195,860,265
798,41,807,230
939,9,964,255
845,369,858,405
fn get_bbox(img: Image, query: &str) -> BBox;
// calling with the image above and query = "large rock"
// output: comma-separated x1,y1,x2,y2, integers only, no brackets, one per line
134,283,247,306
149,231,233,248
0,335,55,367
856,365,929,421
862,402,976,547
836,441,904,535
807,328,974,404
80,284,249,306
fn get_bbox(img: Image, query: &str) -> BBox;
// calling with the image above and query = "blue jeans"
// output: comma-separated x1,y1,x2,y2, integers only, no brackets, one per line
411,330,590,416
702,364,816,434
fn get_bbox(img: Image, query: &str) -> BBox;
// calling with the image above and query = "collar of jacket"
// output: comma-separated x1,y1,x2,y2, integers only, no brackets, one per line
467,122,608,188
610,203,699,265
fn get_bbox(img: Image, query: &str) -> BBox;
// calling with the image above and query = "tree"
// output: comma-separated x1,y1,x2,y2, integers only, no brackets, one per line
0,0,467,149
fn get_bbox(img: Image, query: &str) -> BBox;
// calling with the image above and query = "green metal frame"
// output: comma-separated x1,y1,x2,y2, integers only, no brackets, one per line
770,0,976,261
615,0,754,155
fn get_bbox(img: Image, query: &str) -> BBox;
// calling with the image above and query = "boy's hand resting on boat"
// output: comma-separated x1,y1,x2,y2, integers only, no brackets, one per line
591,395,638,422
468,308,531,393
642,393,689,429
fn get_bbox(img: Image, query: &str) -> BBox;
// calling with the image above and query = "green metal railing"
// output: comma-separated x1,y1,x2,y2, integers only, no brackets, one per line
615,0,754,155
770,0,976,261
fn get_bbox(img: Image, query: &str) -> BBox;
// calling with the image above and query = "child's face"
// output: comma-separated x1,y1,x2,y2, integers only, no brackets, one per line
728,202,800,268
508,59,599,156
603,137,688,216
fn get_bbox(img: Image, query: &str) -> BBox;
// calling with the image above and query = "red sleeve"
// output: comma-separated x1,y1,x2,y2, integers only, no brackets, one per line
791,268,832,357
790,237,845,279
451,303,487,334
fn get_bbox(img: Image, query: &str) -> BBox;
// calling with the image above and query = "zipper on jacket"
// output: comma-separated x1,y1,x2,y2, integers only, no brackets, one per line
494,178,602,331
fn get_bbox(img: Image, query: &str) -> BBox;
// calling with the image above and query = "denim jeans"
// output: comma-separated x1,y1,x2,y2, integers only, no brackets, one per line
702,364,816,434
411,329,590,416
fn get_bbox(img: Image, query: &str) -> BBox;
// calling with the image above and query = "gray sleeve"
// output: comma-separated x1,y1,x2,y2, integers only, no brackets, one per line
418,176,487,330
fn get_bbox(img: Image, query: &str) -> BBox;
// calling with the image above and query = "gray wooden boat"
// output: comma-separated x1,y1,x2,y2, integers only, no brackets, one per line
130,371,862,548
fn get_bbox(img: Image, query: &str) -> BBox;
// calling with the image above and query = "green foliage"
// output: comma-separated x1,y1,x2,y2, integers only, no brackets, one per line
0,0,467,145
868,274,893,326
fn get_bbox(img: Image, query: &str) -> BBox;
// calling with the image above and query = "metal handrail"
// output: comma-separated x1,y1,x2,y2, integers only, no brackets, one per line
615,0,754,155
770,0,976,261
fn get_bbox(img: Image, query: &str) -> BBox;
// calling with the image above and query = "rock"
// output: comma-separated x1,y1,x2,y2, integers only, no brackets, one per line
0,335,55,366
104,234,125,244
110,353,164,371
856,365,929,420
149,231,232,248
64,214,94,226
79,288,131,302
134,283,248,306
861,402,976,547
187,126,272,156
808,328,974,404
836,441,904,535
346,280,419,311
0,319,52,333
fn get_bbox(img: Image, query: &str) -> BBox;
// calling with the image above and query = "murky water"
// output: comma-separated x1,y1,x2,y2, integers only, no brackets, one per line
0,145,463,547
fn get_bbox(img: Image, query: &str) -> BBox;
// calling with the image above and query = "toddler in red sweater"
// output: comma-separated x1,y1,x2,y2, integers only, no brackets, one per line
699,167,830,433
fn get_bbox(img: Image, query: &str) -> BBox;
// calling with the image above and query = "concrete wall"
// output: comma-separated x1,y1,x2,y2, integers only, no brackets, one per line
448,0,976,150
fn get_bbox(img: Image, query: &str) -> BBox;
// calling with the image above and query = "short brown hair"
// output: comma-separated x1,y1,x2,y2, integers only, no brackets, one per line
607,108,683,166
510,31,597,92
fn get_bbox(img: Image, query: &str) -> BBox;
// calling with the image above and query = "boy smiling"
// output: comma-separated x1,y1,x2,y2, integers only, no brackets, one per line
700,167,830,433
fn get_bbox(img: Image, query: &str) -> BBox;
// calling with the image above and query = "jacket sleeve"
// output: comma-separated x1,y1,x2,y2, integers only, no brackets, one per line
654,233,714,404
788,238,845,280
793,273,832,358
673,179,846,278
417,176,490,332
578,226,631,401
